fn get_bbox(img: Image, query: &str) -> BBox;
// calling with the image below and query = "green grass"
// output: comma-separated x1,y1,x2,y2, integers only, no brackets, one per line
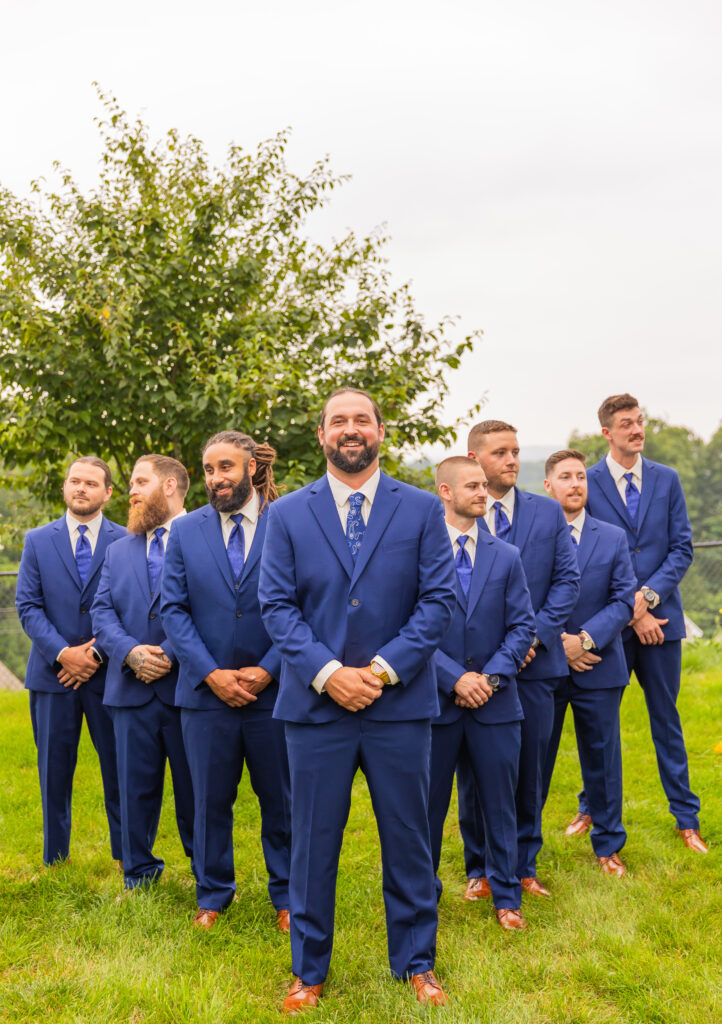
1,651,721,1023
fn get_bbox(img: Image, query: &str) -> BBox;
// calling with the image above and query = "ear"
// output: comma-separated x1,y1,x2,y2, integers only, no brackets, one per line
543,478,552,496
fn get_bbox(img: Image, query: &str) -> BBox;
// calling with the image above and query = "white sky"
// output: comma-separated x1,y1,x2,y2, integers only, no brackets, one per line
2,0,721,453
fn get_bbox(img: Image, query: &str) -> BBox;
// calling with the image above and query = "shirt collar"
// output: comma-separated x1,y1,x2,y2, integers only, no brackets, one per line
146,508,186,543
569,508,586,534
219,487,260,527
606,452,642,484
447,521,479,546
66,509,103,539
486,486,515,517
327,467,381,508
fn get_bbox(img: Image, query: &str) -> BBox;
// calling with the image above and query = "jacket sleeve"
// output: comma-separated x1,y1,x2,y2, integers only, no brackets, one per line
15,533,68,666
91,551,141,666
160,527,218,685
434,647,467,696
580,534,636,650
482,550,536,686
645,471,694,601
534,504,581,650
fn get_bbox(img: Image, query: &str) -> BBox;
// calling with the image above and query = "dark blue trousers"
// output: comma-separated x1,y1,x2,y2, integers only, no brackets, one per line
458,677,562,879
29,687,122,865
285,717,437,986
111,697,195,888
543,678,626,857
181,705,291,913
430,717,521,909
579,638,700,828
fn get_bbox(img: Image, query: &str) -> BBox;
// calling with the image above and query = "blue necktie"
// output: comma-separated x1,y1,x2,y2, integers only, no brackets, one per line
623,473,640,525
75,524,92,586
493,501,511,542
455,535,472,596
569,523,578,550
346,493,366,561
227,513,245,579
147,527,166,592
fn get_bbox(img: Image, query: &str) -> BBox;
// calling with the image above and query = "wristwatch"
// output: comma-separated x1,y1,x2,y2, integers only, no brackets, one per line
641,586,660,609
369,661,391,685
579,631,595,652
530,636,541,651
487,674,500,693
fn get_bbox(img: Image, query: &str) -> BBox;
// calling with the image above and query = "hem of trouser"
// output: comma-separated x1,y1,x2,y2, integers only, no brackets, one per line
675,819,701,831
395,962,435,981
125,873,162,888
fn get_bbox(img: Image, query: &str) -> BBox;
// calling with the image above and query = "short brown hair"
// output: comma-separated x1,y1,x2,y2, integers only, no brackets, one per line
468,419,517,452
201,431,279,505
435,455,480,489
545,449,587,477
134,454,190,499
319,388,383,429
66,456,112,490
597,393,639,429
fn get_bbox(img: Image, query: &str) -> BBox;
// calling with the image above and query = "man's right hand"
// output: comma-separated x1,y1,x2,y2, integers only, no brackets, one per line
126,645,172,683
453,672,493,708
324,666,383,712
633,612,668,646
204,668,258,707
57,640,99,689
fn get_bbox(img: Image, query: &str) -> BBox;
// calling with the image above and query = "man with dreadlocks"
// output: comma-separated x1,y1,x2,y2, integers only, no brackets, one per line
161,431,291,931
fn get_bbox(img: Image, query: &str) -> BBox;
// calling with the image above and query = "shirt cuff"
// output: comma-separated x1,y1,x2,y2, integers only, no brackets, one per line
373,655,399,685
57,646,68,662
311,660,342,694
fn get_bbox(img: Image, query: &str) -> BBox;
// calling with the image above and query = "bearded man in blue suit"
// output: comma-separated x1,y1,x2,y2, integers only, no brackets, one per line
259,388,457,1014
92,455,196,895
540,450,636,876
15,456,125,866
161,433,291,931
568,395,706,853
430,457,535,931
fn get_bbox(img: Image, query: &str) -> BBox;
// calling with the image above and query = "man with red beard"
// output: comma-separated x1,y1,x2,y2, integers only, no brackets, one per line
92,455,196,895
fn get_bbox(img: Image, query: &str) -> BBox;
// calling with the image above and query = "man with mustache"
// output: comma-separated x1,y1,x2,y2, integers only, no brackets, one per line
15,457,125,867
567,395,706,852
540,450,635,876
259,388,457,1012
161,433,291,930
92,455,196,895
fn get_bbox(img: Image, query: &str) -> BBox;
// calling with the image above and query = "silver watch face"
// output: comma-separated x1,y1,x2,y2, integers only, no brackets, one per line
581,635,593,650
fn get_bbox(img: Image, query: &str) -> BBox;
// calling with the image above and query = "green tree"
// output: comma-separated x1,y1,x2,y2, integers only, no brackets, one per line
0,89,478,519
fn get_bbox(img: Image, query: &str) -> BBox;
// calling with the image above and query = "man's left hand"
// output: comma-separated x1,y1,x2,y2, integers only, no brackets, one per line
236,667,273,695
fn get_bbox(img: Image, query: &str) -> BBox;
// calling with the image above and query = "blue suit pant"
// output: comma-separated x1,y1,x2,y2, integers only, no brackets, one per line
430,717,521,909
29,687,122,865
181,705,291,913
543,679,626,857
111,696,195,888
285,717,437,986
458,677,561,879
579,639,700,828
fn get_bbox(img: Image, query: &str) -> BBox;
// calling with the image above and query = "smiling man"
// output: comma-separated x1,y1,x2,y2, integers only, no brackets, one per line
259,387,457,1013
160,432,291,930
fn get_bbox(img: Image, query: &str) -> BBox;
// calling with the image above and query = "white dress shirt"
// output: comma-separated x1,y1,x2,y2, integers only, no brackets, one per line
311,467,397,694
568,509,586,546
66,509,103,554
145,509,187,556
483,487,515,536
219,488,260,554
606,452,643,504
446,521,478,566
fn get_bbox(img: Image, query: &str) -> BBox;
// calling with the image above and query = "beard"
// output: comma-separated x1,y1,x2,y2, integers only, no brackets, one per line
127,485,171,534
66,495,106,518
206,466,253,513
324,434,380,475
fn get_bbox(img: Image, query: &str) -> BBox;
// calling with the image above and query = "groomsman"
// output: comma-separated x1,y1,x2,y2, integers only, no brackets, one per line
574,394,706,852
541,450,636,875
458,420,580,898
15,457,125,866
431,457,535,929
161,433,291,929
92,455,196,894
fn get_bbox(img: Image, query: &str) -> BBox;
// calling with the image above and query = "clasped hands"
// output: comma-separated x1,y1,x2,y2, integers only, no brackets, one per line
325,665,384,712
126,645,173,683
204,666,273,707
561,633,601,672
630,591,668,645
453,672,493,708
57,639,100,689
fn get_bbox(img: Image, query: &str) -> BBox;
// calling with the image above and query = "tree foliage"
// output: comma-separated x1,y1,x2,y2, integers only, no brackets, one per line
0,89,479,517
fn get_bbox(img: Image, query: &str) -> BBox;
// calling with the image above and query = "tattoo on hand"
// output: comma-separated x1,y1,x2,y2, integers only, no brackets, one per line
127,649,146,672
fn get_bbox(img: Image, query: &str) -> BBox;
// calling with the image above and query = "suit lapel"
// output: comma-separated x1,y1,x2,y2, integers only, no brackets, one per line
351,475,401,585
509,488,536,553
200,506,237,595
636,459,657,532
130,534,152,605
466,532,497,620
576,517,599,575
308,478,355,579
51,517,82,589
239,502,267,584
594,463,634,531
82,519,114,595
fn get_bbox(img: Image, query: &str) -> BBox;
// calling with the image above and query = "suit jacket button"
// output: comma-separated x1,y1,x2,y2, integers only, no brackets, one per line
149,613,156,620
635,547,641,553
466,658,473,666
80,606,88,614
234,583,239,590
350,598,360,607
236,610,243,618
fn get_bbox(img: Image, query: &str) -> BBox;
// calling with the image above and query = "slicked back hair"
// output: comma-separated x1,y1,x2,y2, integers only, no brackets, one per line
202,430,279,505
468,419,518,452
319,388,383,430
435,455,481,489
66,456,112,490
545,449,587,477
134,454,190,499
597,393,640,429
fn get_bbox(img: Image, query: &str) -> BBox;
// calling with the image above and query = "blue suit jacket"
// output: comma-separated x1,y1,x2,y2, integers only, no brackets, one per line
160,501,281,711
92,533,178,708
586,458,693,642
258,472,457,725
15,514,126,694
480,488,580,681
434,531,535,725
565,515,636,689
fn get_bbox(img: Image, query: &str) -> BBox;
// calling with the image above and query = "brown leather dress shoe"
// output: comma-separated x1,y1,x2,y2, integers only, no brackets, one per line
192,909,220,929
282,977,323,1014
277,908,291,932
520,876,551,897
597,852,627,877
410,970,449,1006
464,876,491,901
496,908,528,930
676,828,709,853
565,812,592,836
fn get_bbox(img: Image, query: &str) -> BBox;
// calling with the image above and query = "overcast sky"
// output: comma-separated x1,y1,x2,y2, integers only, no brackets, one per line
2,0,720,455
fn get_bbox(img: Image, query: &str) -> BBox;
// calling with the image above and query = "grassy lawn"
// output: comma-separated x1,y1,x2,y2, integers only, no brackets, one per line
1,646,720,1023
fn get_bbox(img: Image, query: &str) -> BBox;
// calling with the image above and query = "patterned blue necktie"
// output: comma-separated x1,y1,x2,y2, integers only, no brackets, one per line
147,527,166,592
227,513,245,579
623,473,640,525
568,523,579,549
455,535,472,596
346,492,366,561
493,501,511,542
75,524,92,586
